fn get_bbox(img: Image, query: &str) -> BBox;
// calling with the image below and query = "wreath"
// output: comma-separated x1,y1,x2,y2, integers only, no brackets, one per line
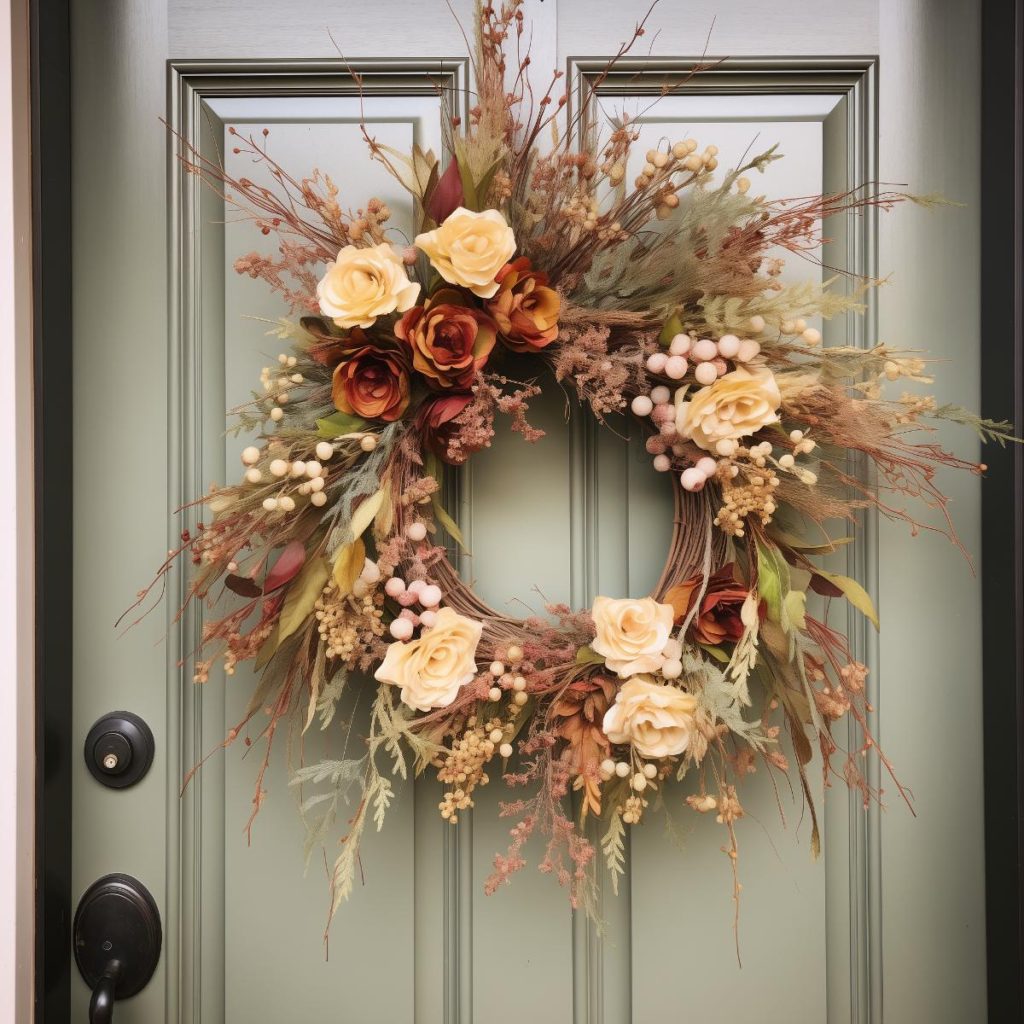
133,1,1015,935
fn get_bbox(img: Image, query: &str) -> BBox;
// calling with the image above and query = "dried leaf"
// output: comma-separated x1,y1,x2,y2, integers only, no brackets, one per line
349,489,384,544
811,568,879,629
658,312,684,347
225,574,262,599
375,486,394,539
431,493,468,552
575,645,604,666
424,158,463,224
263,540,306,593
332,538,366,596
278,557,330,644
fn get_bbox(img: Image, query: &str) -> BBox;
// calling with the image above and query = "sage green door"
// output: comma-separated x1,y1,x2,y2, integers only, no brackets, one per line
71,1,986,1021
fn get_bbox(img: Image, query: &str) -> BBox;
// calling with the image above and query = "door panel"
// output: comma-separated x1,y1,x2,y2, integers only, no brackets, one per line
71,3,985,1022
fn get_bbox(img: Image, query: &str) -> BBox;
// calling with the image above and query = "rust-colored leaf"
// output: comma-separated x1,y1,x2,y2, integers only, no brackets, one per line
264,541,306,593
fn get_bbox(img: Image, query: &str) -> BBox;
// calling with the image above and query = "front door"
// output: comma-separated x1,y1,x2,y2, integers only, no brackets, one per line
70,2,987,1021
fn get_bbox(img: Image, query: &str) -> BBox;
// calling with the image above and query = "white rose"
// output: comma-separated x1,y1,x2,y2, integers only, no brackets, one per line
374,607,482,712
414,207,516,298
602,676,701,759
590,595,675,679
317,242,420,329
676,365,782,455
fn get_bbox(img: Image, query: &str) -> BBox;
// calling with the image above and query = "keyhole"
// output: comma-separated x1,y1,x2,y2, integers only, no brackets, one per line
102,754,119,770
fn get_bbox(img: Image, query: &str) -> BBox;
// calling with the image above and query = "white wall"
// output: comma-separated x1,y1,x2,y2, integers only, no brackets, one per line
0,0,35,1020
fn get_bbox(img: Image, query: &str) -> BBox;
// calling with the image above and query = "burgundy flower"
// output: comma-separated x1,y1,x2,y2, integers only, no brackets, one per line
664,565,750,646
416,392,473,462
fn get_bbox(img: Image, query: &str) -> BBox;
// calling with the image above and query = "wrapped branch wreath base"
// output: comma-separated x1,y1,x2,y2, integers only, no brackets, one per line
132,1,1016,938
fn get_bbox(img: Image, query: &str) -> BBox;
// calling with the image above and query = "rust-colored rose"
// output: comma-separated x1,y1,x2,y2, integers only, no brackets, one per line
395,289,496,390
486,257,560,352
665,565,750,646
331,330,410,422
416,392,473,463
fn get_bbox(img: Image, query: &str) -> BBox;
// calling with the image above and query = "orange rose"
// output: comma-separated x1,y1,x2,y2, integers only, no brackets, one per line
665,565,750,646
395,289,496,390
486,257,560,351
331,332,410,422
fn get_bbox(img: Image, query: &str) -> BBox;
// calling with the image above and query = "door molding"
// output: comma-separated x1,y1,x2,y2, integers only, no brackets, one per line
166,57,468,1023
564,54,880,1024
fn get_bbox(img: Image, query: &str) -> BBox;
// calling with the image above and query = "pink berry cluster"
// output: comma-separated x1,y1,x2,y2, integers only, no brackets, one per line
639,329,764,391
382,521,444,640
631,328,770,494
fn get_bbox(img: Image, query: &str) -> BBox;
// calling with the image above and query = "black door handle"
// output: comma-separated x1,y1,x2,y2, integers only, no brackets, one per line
74,875,161,1022
88,960,120,1024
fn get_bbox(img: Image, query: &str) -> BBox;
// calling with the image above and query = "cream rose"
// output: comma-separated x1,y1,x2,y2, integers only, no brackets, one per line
374,607,482,712
591,595,675,679
414,207,516,298
676,365,782,455
317,242,420,329
602,676,701,759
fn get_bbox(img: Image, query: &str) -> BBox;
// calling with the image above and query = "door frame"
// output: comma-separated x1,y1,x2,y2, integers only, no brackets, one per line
980,0,1024,1019
29,1,1024,1022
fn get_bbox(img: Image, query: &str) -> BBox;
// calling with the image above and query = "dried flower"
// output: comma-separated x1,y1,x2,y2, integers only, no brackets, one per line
665,565,751,646
374,607,482,712
416,392,474,462
486,257,560,351
316,241,419,329
331,332,410,422
602,676,701,759
396,289,497,390
415,207,516,298
676,366,782,454
591,595,675,678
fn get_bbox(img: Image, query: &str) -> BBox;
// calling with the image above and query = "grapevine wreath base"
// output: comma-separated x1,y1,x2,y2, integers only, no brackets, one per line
128,0,1014,939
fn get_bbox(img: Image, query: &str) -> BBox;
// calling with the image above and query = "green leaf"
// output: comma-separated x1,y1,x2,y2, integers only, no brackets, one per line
349,488,384,543
575,645,605,667
316,411,367,438
278,557,330,644
455,156,478,210
254,622,280,671
431,494,468,552
700,644,730,664
659,312,684,347
812,568,879,630
784,590,807,630
422,452,468,553
756,541,791,625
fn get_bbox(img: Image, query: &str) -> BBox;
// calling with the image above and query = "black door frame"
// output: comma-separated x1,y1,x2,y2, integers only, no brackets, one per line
31,0,1024,1020
981,0,1024,1019
31,0,73,1021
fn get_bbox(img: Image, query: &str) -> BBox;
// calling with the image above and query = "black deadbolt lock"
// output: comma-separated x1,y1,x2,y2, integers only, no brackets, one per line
84,711,154,789
74,873,162,1023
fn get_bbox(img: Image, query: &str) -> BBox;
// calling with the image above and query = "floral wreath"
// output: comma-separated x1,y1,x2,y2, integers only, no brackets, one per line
133,1,1015,936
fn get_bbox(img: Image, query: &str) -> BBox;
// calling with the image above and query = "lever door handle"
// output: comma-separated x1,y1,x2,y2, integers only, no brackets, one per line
74,875,161,1021
88,960,120,1024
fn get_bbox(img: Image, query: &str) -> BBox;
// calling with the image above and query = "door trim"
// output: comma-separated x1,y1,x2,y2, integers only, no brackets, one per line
31,0,72,1021
166,57,469,1023
981,0,1024,1019
567,54,881,1024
